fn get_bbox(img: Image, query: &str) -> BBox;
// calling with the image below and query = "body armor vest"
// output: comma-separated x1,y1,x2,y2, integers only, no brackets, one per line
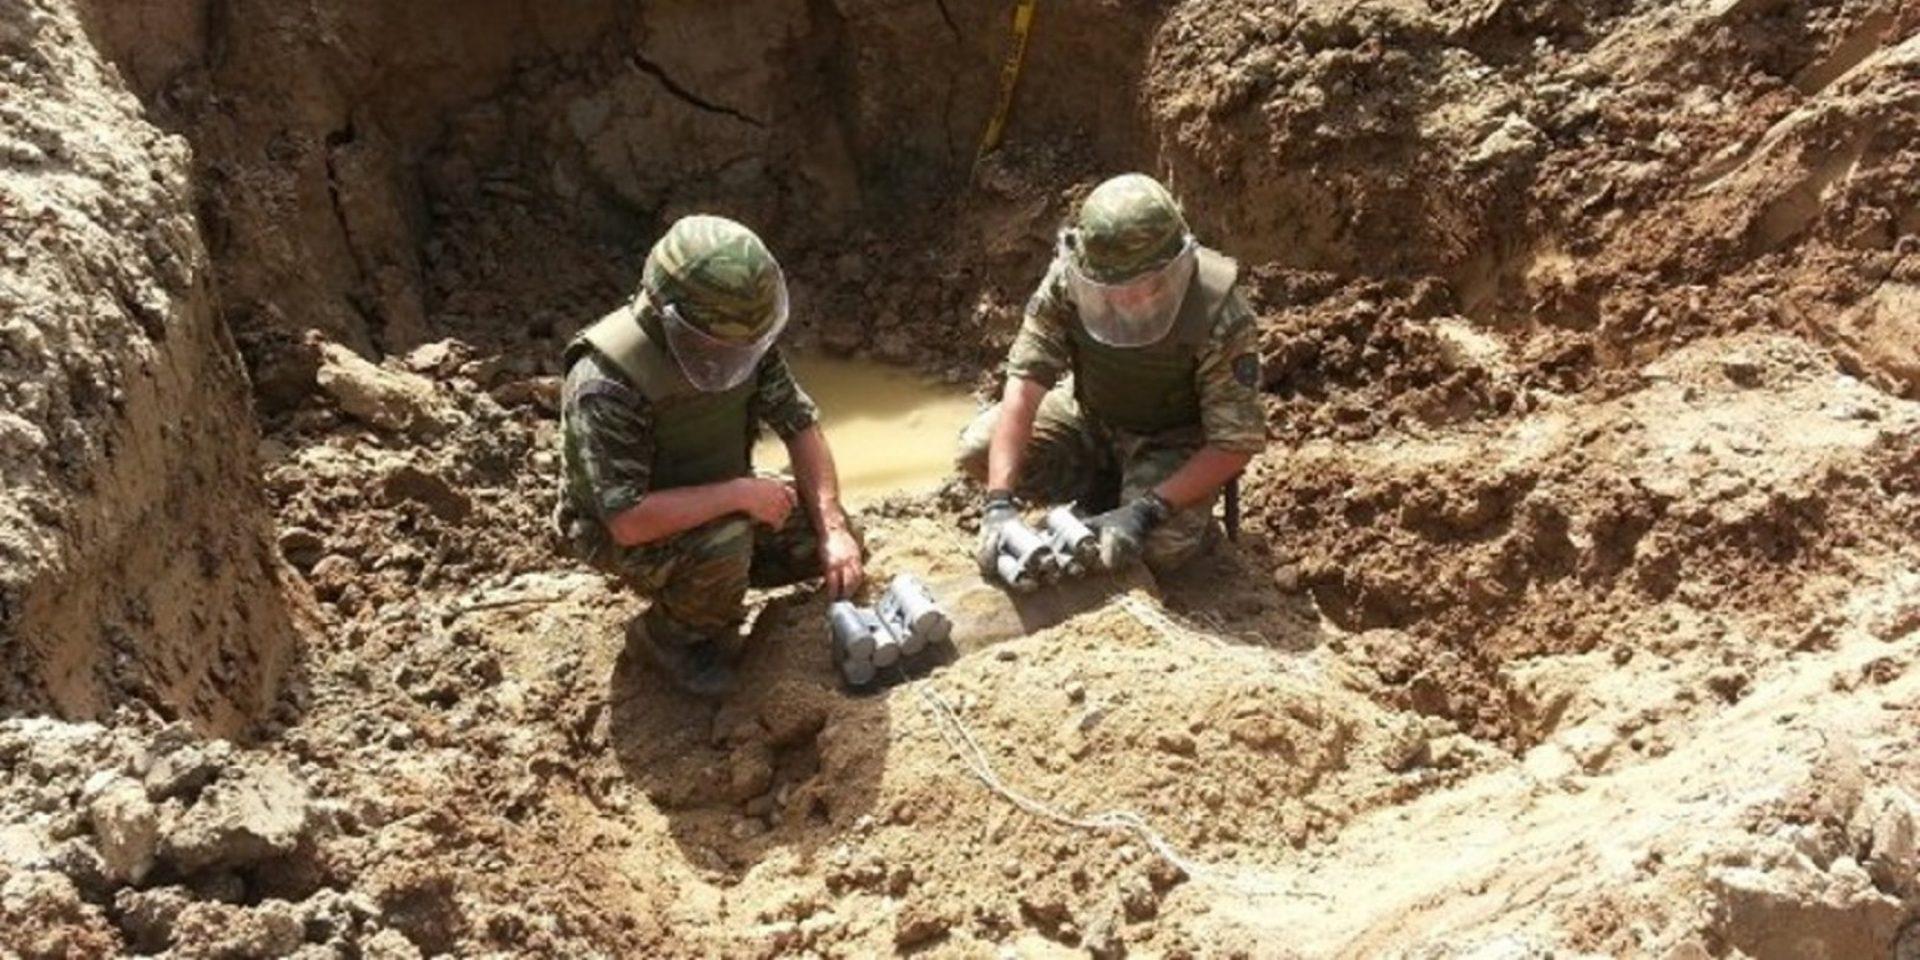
563,303,754,494
1070,247,1239,435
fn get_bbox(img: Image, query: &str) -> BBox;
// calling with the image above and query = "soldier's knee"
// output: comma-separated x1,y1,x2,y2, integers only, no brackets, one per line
1142,512,1215,575
653,521,755,632
679,516,757,568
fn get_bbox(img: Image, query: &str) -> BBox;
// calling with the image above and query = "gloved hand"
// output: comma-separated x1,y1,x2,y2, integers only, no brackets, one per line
1087,492,1171,570
975,490,1019,578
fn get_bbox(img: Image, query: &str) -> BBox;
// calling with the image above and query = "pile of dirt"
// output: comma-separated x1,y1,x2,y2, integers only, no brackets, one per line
1,714,365,957
4,0,1920,956
1155,0,1920,441
1255,331,1920,740
1186,594,1920,956
265,335,561,626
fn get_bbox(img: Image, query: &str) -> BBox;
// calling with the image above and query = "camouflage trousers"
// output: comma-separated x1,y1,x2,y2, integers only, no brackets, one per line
568,502,824,646
954,378,1220,575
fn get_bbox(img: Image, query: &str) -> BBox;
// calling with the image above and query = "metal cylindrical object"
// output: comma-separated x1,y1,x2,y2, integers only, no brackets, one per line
876,603,912,657
1001,518,1049,557
840,656,876,686
1045,507,1097,575
996,553,1037,592
828,601,877,661
872,615,902,668
998,518,1054,588
894,626,925,657
883,574,950,653
829,601,880,687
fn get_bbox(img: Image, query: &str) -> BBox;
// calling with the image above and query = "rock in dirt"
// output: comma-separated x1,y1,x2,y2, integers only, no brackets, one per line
0,823,52,872
362,928,426,960
47,838,111,899
1155,730,1198,757
146,741,232,803
1708,859,1910,960
489,376,561,414
1861,788,1919,893
381,463,472,522
167,899,306,959
1018,889,1073,932
1379,722,1432,773
114,886,191,953
756,680,832,747
0,869,117,956
403,339,470,376
277,526,327,570
1705,666,1751,703
315,341,455,438
87,775,159,883
1120,875,1159,921
307,555,360,601
160,762,314,874
1083,906,1125,959
893,900,951,949
727,743,775,804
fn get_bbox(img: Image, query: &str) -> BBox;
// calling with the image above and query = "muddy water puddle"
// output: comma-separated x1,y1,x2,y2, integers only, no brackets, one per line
754,353,978,503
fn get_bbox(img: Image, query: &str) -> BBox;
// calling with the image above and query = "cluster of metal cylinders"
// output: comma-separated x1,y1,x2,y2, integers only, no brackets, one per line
827,574,952,686
993,506,1099,592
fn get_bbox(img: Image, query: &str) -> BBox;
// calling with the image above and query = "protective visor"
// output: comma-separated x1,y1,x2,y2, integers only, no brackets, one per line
657,281,789,393
1063,234,1198,347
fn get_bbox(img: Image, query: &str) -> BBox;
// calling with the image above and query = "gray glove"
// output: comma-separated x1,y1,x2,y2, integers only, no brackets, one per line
1087,492,1171,570
975,490,1018,578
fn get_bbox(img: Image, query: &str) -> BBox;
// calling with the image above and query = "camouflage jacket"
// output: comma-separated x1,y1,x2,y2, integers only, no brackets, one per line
556,346,818,533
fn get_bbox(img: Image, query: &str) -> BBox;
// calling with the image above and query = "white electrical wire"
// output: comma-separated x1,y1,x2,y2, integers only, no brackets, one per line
900,592,1316,899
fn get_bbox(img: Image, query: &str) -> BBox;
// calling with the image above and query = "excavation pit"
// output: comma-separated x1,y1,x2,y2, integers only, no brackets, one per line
4,0,1919,956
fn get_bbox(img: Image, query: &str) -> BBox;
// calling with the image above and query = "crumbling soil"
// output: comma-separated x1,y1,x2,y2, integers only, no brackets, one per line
0,0,299,736
4,0,1920,957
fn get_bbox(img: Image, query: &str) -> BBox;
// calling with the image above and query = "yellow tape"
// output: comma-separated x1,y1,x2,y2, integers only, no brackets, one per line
973,0,1038,175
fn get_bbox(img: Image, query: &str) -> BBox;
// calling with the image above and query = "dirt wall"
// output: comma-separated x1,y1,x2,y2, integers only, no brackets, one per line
72,0,1166,410
1,0,299,734
80,0,1913,436
1147,0,1919,400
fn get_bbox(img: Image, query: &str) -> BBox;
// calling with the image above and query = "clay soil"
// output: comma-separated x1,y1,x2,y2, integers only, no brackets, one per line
4,1,1920,958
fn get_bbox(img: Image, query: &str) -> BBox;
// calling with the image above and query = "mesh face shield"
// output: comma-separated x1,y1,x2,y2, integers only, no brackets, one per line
1062,233,1198,348
656,278,790,393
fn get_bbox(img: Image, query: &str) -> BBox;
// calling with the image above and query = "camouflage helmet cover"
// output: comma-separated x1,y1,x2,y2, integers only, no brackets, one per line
641,215,788,343
1071,173,1191,283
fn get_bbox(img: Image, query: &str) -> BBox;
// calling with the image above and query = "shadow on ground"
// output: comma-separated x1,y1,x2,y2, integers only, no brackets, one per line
609,588,891,880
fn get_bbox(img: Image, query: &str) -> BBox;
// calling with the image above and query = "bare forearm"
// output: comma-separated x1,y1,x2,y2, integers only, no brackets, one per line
786,424,850,535
987,377,1047,493
1153,447,1252,510
606,480,745,547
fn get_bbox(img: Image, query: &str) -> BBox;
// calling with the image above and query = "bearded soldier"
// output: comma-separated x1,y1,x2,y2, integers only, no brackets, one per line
958,173,1266,578
556,215,864,696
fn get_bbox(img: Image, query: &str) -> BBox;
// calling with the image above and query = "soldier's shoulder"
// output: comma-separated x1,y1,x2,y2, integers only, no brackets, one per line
1025,254,1074,316
1208,286,1257,336
564,352,648,409
757,344,797,376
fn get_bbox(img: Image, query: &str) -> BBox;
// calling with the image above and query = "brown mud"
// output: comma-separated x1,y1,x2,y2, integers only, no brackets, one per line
3,0,1920,957
751,353,978,505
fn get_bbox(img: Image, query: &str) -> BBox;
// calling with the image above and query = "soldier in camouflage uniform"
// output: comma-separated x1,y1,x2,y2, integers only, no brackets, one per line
555,215,865,696
958,173,1266,577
